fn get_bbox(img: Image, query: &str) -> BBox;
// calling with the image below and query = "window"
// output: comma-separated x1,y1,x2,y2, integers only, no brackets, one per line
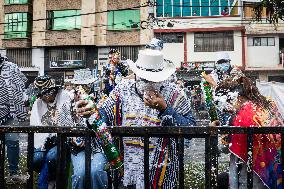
47,10,81,30
156,0,235,17
250,37,275,46
108,10,140,30
155,33,184,43
4,13,29,39
5,0,28,4
194,31,234,52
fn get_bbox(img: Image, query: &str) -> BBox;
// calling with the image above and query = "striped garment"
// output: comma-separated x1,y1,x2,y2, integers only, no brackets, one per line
0,61,27,124
100,79,194,189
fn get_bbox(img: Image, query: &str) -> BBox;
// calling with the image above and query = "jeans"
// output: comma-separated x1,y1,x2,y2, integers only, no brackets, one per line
71,151,108,189
34,146,57,180
3,118,20,175
34,146,108,189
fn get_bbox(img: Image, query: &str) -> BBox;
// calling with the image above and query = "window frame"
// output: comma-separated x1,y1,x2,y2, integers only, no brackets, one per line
107,9,140,31
4,12,30,39
194,31,234,52
4,0,28,5
155,32,184,43
252,37,275,46
47,9,81,31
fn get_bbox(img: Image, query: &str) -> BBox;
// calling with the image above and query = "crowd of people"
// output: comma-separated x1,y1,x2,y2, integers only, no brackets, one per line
0,37,283,189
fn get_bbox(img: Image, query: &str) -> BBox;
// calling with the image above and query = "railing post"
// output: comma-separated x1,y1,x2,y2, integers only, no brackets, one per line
56,133,67,189
247,129,253,189
144,134,150,189
27,133,34,189
85,136,91,189
177,137,184,189
0,133,5,189
205,131,218,189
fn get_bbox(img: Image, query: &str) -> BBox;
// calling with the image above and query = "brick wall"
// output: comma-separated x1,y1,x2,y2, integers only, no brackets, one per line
4,4,30,13
46,0,81,10
45,30,81,46
106,30,140,46
107,0,140,10
2,39,31,48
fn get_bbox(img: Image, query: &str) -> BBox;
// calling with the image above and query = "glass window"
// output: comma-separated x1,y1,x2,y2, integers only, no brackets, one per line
194,31,234,52
268,38,275,46
157,0,234,17
5,0,28,4
155,33,184,43
48,10,81,30
261,38,268,46
253,38,261,46
4,12,29,39
108,10,140,30
247,38,253,46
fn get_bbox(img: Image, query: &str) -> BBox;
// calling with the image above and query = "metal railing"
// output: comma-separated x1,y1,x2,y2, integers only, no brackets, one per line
0,125,284,189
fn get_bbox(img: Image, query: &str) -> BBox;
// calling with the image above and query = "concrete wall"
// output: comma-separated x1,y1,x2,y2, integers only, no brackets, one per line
162,43,184,68
32,48,45,76
186,31,243,67
95,0,107,46
32,0,46,47
247,35,280,68
81,0,96,45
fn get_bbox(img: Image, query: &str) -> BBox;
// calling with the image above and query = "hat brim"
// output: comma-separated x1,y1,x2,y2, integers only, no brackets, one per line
127,59,176,82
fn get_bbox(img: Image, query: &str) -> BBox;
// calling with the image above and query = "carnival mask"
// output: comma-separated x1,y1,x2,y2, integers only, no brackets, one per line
216,62,231,73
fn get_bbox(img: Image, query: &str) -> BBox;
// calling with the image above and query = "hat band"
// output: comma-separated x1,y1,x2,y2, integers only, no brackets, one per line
136,65,163,72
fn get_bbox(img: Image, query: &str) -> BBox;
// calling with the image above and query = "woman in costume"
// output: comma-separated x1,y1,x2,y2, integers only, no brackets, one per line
214,76,284,189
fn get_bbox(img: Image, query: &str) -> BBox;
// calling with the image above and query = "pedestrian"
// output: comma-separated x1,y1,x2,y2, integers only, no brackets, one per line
77,48,196,189
102,49,128,96
31,76,108,189
213,76,284,189
0,53,28,184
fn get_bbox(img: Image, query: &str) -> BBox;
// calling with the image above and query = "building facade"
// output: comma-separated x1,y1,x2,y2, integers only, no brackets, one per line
0,0,153,84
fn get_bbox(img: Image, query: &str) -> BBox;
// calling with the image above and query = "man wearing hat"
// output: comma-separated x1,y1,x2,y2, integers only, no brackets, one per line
31,76,108,189
102,49,128,95
202,52,244,88
77,49,196,189
0,53,28,184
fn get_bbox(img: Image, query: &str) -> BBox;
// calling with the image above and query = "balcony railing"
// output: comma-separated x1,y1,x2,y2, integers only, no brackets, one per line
1,125,284,189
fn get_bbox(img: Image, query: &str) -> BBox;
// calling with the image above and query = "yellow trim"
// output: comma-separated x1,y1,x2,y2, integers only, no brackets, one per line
158,150,168,188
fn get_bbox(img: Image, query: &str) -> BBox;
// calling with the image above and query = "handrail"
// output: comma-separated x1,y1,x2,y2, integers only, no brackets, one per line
1,125,284,189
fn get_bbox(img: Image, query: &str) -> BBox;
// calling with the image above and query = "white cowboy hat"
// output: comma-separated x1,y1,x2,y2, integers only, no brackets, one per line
127,49,176,82
216,52,231,62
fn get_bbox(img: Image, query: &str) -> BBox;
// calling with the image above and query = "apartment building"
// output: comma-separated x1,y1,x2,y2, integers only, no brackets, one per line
0,0,153,84
153,0,284,82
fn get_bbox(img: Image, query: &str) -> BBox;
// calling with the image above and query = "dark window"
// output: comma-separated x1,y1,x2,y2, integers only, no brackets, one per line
5,0,28,4
4,12,30,39
47,10,81,30
268,76,284,83
107,10,140,30
48,47,86,62
155,33,184,43
252,37,275,46
6,48,32,67
194,31,234,52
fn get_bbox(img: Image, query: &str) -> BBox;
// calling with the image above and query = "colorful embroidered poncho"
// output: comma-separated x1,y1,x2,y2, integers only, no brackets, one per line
98,79,195,189
230,101,284,189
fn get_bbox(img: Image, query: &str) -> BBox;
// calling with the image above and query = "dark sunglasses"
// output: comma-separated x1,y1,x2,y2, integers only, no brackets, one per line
42,88,57,97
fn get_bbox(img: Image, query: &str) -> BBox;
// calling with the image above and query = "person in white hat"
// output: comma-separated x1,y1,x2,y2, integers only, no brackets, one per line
76,49,196,189
202,52,244,88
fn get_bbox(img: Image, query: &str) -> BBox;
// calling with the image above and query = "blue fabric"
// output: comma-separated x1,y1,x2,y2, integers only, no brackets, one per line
159,106,196,126
4,119,20,175
71,152,108,189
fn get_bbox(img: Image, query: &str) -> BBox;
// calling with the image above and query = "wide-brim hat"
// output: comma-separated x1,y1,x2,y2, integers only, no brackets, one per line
216,52,231,62
127,49,176,82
